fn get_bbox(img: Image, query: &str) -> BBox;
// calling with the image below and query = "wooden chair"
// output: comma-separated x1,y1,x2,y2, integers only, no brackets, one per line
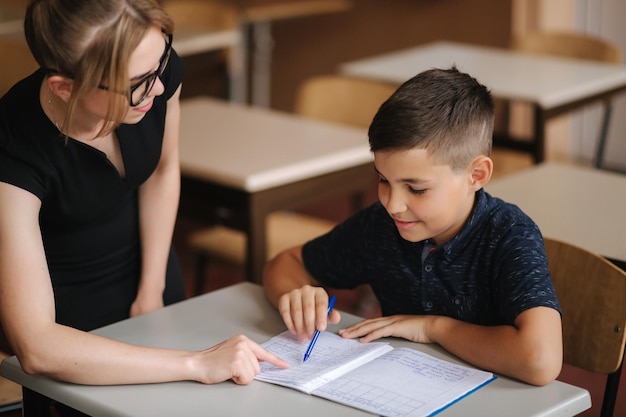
293,75,397,128
186,75,395,294
496,30,622,168
544,237,626,417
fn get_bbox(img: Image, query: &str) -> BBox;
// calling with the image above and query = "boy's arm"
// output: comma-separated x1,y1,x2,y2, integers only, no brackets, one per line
339,306,562,386
263,246,341,341
430,306,562,386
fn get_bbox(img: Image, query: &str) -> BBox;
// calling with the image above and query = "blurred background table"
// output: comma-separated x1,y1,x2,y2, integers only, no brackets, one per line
486,162,626,268
340,41,626,164
177,97,374,282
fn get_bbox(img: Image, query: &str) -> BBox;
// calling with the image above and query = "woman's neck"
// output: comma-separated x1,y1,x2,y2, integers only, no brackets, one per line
41,81,108,145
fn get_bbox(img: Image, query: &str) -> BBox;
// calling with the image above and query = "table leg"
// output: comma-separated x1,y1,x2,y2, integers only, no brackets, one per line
228,24,248,103
245,198,268,284
250,20,273,107
532,105,546,164
593,100,613,169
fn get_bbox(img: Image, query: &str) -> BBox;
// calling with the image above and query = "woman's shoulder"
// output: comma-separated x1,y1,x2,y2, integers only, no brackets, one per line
1,71,56,154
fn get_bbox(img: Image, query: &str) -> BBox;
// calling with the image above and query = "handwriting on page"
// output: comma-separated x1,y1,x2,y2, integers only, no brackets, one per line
313,348,491,417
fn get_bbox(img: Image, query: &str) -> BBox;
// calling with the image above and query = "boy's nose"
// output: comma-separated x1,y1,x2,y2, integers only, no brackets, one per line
383,187,407,215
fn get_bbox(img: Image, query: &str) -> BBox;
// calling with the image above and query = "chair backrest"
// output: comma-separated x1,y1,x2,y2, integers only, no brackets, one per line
0,35,39,97
510,30,622,64
162,0,240,31
293,75,396,129
544,237,626,374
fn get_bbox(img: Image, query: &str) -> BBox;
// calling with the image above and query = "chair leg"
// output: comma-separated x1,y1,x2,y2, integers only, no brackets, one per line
600,353,623,417
593,101,613,169
194,254,208,296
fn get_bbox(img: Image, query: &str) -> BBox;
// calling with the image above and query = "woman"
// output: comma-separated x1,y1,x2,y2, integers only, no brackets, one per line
0,0,287,414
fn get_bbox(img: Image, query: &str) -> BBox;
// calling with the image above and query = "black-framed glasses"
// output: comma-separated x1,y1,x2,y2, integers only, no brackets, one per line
125,32,172,106
42,32,173,107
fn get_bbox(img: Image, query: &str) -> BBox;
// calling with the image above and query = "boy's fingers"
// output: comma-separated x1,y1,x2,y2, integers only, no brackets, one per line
328,310,341,324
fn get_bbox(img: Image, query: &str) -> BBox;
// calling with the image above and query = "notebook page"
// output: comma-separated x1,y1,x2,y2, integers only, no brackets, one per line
313,347,495,417
256,330,393,394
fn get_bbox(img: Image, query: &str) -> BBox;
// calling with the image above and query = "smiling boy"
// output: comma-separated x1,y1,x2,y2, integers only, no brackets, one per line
263,67,563,386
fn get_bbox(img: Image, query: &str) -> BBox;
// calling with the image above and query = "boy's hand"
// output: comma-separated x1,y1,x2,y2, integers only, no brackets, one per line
338,315,434,343
277,285,341,341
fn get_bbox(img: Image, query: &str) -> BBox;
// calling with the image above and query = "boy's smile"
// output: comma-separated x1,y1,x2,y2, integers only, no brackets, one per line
374,148,481,246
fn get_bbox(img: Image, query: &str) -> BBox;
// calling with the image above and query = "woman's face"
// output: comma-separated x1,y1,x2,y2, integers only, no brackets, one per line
79,26,169,125
122,26,170,123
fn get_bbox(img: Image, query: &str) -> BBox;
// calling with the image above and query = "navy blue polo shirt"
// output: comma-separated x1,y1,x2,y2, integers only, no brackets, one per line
302,189,560,326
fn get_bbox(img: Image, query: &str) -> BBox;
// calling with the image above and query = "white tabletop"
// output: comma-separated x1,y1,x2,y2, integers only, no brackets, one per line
340,41,626,110
179,97,371,192
173,26,241,57
486,162,626,262
0,282,591,417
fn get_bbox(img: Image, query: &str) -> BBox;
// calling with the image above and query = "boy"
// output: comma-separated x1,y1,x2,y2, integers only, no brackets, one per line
263,67,563,386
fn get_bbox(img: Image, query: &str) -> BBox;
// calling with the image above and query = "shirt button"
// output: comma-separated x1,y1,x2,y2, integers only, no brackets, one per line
424,265,432,272
454,297,461,305
426,301,433,309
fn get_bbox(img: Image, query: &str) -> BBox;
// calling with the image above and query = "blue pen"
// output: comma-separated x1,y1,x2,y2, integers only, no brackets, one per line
303,295,336,362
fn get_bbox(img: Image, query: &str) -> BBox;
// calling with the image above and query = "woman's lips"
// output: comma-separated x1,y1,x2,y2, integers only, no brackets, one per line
135,100,153,113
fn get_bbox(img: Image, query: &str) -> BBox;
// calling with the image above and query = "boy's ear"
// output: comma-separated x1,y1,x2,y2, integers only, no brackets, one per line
468,156,493,190
46,75,73,102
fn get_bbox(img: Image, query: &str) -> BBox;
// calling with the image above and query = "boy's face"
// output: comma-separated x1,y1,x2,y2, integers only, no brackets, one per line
374,148,479,246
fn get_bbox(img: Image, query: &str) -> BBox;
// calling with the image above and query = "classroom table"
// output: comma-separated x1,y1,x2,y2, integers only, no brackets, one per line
0,282,591,417
177,97,374,283
485,161,626,266
340,40,626,164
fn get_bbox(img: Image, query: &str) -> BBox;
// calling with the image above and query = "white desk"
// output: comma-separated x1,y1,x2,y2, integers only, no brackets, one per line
178,97,374,282
0,282,591,417
340,41,626,163
486,162,626,264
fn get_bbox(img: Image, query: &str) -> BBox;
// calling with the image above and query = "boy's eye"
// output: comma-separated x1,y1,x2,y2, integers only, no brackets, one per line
378,177,389,184
409,187,427,195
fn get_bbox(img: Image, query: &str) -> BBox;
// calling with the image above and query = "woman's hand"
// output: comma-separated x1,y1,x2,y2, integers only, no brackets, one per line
195,334,289,385
130,286,164,317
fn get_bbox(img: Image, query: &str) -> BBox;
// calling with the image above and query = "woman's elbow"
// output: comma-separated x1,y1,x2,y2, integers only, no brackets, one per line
13,342,55,376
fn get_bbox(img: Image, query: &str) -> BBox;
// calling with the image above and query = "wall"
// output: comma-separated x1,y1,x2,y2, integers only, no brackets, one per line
180,1,514,111
253,0,514,111
577,0,626,171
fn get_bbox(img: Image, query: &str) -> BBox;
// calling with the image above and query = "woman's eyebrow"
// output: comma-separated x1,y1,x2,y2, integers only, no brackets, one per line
130,71,152,82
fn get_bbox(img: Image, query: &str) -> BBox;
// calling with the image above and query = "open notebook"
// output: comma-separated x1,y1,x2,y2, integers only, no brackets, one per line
255,331,495,417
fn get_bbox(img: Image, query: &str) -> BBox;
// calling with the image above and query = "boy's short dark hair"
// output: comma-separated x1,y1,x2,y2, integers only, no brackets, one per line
368,66,494,171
